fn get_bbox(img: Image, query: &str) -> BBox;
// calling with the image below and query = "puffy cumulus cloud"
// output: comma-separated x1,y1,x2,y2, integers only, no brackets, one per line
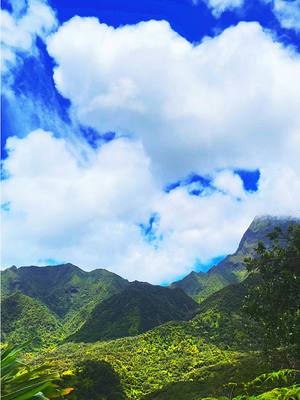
1,0,57,73
2,130,157,228
2,17,300,283
47,19,300,181
212,170,245,199
273,0,300,33
197,0,300,30
2,131,300,283
1,130,160,281
199,0,244,17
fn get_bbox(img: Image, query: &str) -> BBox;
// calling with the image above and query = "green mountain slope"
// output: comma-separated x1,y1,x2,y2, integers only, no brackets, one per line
3,216,298,399
170,270,229,304
190,276,261,351
40,277,263,400
39,323,258,400
1,263,129,327
69,282,199,342
171,216,299,302
1,292,65,348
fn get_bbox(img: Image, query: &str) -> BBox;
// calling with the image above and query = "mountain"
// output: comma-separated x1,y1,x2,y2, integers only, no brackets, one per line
170,270,228,304
37,248,300,400
41,277,263,400
1,292,65,348
1,263,130,327
1,215,298,347
189,275,263,351
2,216,298,399
171,216,299,302
1,264,198,344
69,281,199,342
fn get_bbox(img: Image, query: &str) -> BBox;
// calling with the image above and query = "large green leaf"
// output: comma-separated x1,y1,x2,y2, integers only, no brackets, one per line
2,381,50,400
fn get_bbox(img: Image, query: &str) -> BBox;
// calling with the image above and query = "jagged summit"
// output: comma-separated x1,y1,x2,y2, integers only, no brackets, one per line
1,214,299,350
171,215,299,302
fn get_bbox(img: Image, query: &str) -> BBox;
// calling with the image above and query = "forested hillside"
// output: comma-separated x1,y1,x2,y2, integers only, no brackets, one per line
1,263,130,342
1,292,65,348
2,263,129,318
69,282,198,342
1,216,300,399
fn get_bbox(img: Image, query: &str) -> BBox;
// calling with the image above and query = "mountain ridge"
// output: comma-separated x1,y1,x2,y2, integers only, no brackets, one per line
1,262,130,319
1,215,299,399
171,215,300,302
2,215,299,347
69,281,199,342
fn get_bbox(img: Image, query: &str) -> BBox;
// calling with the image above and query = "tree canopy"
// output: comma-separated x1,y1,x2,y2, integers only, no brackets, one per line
244,224,300,366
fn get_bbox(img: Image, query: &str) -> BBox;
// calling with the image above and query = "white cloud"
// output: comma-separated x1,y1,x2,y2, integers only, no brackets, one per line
200,0,244,17
2,131,300,283
1,0,89,163
1,130,160,281
47,19,300,182
273,0,300,32
1,0,57,73
195,0,300,32
212,170,245,198
2,17,300,283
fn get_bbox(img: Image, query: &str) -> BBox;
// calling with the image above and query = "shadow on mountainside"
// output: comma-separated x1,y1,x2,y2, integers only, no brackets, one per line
62,360,126,400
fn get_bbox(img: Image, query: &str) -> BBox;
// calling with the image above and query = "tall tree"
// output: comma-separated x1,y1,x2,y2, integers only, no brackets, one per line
244,223,300,367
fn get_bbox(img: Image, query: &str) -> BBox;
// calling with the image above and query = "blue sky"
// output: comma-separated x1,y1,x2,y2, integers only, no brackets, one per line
37,0,300,47
2,0,299,156
1,0,300,283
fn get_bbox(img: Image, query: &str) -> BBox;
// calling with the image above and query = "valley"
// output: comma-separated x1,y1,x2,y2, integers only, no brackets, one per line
1,216,300,399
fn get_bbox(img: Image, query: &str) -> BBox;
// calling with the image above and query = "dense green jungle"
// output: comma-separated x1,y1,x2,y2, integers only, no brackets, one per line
1,216,300,399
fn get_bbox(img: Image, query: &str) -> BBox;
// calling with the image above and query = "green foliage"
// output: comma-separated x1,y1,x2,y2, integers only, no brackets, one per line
1,264,131,347
254,385,300,399
37,321,265,399
200,369,300,400
244,224,300,364
202,385,300,399
2,218,299,399
245,369,300,391
69,282,198,342
61,360,126,400
191,278,262,351
171,270,231,304
1,264,129,322
1,343,73,400
1,293,65,349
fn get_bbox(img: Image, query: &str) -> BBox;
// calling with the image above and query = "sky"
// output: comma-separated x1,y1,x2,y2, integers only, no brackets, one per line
1,0,300,284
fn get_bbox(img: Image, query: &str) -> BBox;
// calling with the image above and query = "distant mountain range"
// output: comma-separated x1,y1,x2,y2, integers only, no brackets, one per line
1,215,299,348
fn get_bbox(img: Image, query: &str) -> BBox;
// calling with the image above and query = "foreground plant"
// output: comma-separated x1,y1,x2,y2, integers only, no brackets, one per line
1,343,73,400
